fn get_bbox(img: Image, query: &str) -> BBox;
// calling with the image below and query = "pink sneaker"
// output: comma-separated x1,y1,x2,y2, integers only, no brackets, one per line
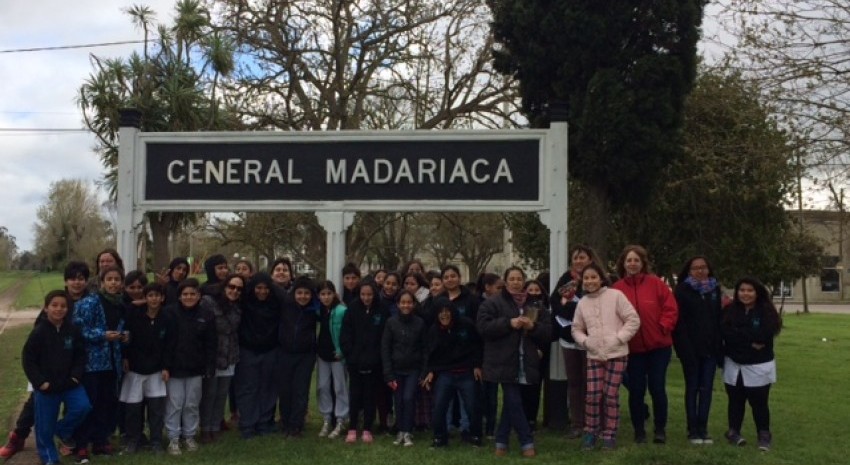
361,431,373,444
345,430,357,444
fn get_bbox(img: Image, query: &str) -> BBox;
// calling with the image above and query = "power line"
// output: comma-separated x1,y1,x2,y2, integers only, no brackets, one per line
0,40,147,54
0,128,87,133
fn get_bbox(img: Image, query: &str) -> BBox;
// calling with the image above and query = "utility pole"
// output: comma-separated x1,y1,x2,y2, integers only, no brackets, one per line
796,150,809,313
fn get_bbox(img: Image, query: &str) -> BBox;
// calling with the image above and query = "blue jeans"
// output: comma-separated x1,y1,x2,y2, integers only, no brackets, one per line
495,383,534,450
626,347,672,434
34,387,91,463
681,355,717,435
278,352,316,432
432,371,481,442
392,371,420,433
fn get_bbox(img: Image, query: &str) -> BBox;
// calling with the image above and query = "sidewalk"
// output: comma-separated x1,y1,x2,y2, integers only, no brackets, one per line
777,303,850,314
0,309,41,335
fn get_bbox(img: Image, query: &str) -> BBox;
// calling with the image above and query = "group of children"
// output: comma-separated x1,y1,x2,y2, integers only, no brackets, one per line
4,244,781,465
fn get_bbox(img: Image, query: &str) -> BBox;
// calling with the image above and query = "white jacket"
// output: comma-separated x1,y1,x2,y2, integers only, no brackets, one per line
572,287,640,361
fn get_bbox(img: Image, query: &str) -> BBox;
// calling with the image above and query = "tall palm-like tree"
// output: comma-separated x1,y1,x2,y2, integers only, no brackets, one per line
79,1,240,269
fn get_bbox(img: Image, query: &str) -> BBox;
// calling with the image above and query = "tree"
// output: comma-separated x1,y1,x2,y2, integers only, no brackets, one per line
488,0,706,260
32,179,112,271
202,0,524,273
613,68,822,284
0,226,18,271
78,1,240,270
722,0,850,187
429,213,504,278
212,0,521,131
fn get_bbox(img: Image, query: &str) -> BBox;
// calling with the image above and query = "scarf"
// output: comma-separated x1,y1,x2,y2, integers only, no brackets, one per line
509,289,528,309
685,276,718,295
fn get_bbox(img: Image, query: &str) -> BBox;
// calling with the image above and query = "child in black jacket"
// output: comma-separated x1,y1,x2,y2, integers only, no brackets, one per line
22,290,91,465
381,290,426,446
119,283,174,453
340,282,389,444
164,279,216,455
422,297,483,448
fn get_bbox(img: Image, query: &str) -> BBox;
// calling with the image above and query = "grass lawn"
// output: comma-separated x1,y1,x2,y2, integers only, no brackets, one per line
0,271,34,295
13,272,65,309
1,313,848,464
0,325,31,431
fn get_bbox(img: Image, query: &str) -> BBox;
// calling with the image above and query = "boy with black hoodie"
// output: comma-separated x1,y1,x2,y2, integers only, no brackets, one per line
119,283,174,454
422,297,483,448
164,279,217,455
200,254,229,297
278,277,318,437
22,290,91,465
2,262,90,460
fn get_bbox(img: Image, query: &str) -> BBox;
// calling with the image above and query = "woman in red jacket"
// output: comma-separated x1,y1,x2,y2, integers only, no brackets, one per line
611,245,678,444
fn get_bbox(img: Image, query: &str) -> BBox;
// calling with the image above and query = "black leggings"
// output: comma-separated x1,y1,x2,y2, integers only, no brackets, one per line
725,374,771,433
14,394,35,438
348,368,382,432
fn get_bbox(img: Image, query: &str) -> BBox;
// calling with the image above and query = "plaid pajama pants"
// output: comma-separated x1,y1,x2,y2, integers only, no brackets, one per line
584,357,627,440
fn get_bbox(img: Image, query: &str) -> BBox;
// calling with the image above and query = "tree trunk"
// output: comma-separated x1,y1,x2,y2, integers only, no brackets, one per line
585,183,612,267
148,213,172,272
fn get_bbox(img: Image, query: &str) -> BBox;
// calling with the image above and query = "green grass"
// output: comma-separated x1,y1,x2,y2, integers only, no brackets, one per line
13,272,65,309
0,271,34,295
2,313,848,464
0,325,31,431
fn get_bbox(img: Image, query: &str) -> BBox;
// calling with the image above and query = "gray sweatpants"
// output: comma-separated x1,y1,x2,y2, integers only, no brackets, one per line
165,376,202,440
316,358,349,421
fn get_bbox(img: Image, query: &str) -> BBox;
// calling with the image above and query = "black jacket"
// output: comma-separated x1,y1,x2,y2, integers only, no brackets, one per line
477,289,552,384
673,282,723,365
549,271,583,343
721,302,779,365
340,298,390,371
382,313,426,381
424,304,482,374
279,300,318,354
166,303,217,378
22,320,86,394
123,307,174,375
239,273,283,353
441,287,479,323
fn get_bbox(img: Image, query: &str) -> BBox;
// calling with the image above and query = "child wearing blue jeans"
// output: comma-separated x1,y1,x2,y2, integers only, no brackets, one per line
22,290,91,465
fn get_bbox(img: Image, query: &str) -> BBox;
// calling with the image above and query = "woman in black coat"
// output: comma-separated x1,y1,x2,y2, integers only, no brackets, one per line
673,256,723,445
477,266,551,458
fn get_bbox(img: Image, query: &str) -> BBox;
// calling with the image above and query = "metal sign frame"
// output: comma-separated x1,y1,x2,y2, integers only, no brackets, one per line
116,116,569,290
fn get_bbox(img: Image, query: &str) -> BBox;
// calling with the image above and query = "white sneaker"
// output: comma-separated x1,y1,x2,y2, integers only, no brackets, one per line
184,437,198,452
167,439,181,456
403,432,414,447
318,421,331,437
328,420,346,439
393,431,404,446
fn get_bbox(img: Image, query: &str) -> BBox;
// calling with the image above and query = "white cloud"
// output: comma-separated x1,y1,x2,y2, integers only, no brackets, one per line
0,0,175,251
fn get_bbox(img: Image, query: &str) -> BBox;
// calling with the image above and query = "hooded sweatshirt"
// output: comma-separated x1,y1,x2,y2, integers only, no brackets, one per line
279,279,318,354
425,297,482,373
22,319,86,394
239,273,283,353
339,289,390,371
166,257,191,304
200,254,228,296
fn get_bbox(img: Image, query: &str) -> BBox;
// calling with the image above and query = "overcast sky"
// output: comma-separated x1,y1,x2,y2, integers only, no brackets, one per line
0,1,801,253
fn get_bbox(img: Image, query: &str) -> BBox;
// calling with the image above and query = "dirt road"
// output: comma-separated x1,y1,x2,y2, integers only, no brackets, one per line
0,278,33,335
